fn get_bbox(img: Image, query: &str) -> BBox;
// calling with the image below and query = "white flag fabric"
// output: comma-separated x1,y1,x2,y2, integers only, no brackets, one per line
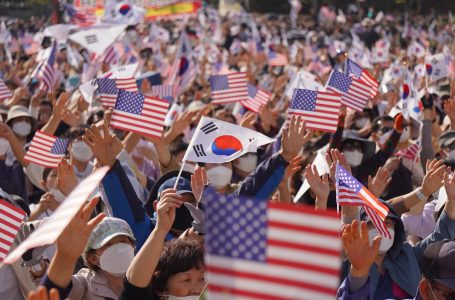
294,152,330,203
285,71,324,99
425,53,448,81
69,24,127,56
407,40,426,58
44,24,77,44
183,117,275,163
2,167,109,265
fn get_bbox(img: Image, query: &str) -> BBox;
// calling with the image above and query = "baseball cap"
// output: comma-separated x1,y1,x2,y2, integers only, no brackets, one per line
439,131,455,149
85,217,135,251
157,176,193,200
422,240,455,290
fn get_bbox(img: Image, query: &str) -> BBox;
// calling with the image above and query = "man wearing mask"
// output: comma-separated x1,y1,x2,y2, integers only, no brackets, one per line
67,127,94,180
438,131,455,169
6,105,35,145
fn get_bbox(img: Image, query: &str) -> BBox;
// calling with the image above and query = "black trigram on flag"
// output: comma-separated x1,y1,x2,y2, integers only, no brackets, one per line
201,122,218,134
193,144,207,157
431,57,439,65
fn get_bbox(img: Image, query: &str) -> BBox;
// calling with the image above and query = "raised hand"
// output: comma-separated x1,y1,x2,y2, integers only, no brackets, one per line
0,122,15,141
239,111,256,130
284,155,304,182
57,159,78,196
27,286,60,300
305,164,330,208
343,220,381,277
368,167,392,198
444,100,455,124
326,149,351,181
383,157,401,174
56,198,104,261
156,189,183,234
191,166,208,203
280,116,312,163
52,92,70,120
422,159,447,197
82,118,123,167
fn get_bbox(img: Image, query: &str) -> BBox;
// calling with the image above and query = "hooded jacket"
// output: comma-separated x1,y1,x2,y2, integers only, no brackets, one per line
339,202,455,299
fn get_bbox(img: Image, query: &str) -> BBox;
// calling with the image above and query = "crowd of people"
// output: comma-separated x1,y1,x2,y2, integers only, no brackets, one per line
0,1,455,299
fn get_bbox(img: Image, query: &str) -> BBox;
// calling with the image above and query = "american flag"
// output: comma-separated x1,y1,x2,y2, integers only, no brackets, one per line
103,44,119,66
63,3,97,27
326,69,371,112
24,41,41,56
204,191,342,300
38,43,57,93
396,142,420,162
210,72,248,104
335,165,391,239
24,131,69,168
303,45,314,61
150,84,174,101
110,90,170,138
0,79,12,101
336,164,390,221
242,84,271,113
268,50,288,66
96,78,138,108
288,89,341,132
0,199,26,261
345,59,378,98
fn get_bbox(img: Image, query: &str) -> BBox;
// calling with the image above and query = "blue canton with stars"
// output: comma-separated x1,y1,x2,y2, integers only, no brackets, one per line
115,90,144,115
247,83,257,98
346,59,362,78
50,137,69,154
291,89,317,111
336,165,362,193
204,189,268,262
209,75,229,91
328,69,352,93
97,78,118,94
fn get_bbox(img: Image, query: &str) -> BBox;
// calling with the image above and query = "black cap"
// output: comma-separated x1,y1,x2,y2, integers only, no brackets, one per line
422,240,455,290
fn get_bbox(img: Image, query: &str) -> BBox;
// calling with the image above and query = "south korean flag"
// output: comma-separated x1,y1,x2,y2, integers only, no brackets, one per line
183,117,275,164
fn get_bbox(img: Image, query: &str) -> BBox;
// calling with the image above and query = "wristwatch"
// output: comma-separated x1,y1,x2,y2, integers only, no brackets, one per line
416,187,429,201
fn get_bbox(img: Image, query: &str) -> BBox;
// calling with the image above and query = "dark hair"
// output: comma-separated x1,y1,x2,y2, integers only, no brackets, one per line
42,167,54,181
150,238,204,298
169,140,189,156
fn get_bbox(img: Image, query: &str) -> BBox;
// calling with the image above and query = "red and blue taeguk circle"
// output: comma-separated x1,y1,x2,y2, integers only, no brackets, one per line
425,64,433,75
119,4,131,16
402,84,410,99
211,135,243,156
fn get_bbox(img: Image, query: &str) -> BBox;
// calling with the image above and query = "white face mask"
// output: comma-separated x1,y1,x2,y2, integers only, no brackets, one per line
167,296,200,300
233,154,258,174
448,149,455,162
368,228,395,255
355,118,368,129
99,243,134,276
399,128,410,143
378,130,392,146
49,188,66,203
343,150,364,167
71,141,93,162
206,165,232,189
0,138,10,156
12,121,32,137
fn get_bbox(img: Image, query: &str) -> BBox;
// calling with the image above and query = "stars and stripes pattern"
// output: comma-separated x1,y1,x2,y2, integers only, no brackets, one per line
210,72,248,104
24,131,69,168
38,42,57,93
288,89,341,132
242,84,271,113
24,41,41,56
150,84,175,101
268,51,288,66
204,190,342,300
0,199,26,261
303,45,314,61
110,90,170,138
0,79,12,101
326,69,371,112
63,3,97,27
96,78,138,108
396,142,420,162
345,59,378,98
336,165,392,239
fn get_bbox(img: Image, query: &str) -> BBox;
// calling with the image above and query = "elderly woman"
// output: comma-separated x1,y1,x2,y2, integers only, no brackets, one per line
120,189,205,300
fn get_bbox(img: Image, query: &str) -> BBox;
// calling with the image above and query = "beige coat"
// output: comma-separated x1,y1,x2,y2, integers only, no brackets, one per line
67,268,119,300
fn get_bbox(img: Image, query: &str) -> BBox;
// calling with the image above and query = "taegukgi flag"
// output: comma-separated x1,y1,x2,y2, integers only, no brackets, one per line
183,117,275,163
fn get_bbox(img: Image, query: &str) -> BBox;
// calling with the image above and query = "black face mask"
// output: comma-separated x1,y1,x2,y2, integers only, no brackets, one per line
172,205,194,231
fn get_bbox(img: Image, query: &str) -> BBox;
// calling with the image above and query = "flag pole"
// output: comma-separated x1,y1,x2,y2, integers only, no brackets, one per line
173,160,186,189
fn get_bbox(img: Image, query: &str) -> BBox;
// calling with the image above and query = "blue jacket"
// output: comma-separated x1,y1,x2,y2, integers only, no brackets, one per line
101,153,289,251
338,210,455,299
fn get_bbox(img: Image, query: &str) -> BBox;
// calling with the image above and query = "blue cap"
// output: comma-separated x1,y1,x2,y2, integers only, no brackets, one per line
157,176,193,200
